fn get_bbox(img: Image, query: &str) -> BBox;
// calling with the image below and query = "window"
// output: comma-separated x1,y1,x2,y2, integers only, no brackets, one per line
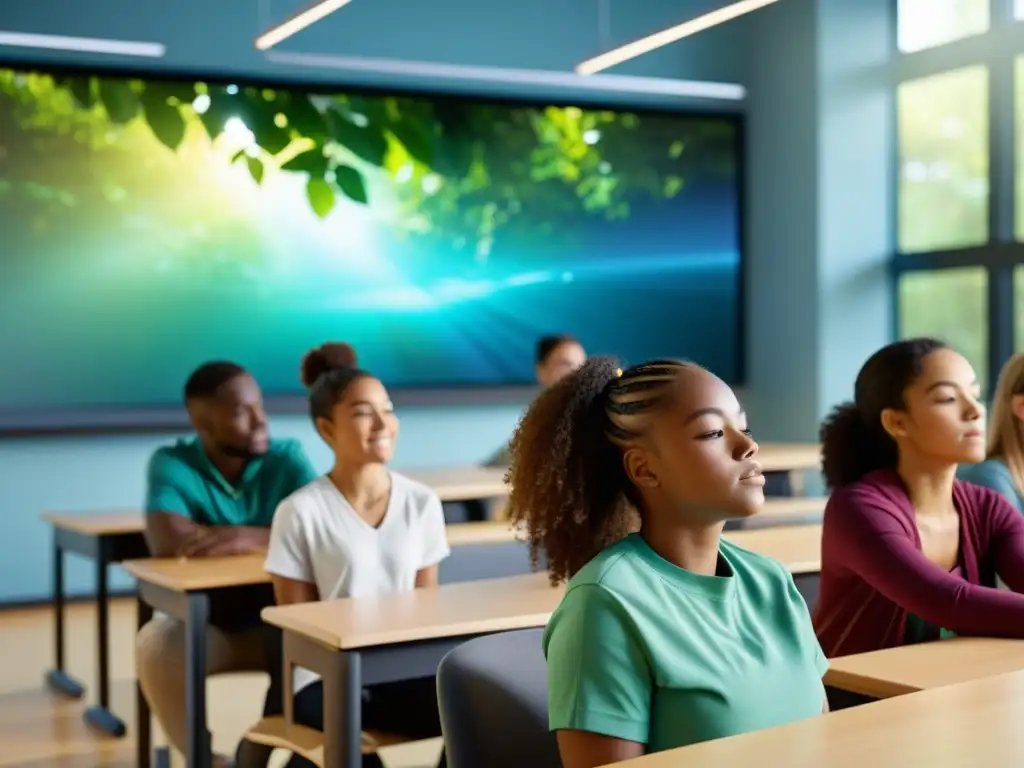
898,268,989,389
1017,0,1024,19
897,0,989,53
898,66,989,254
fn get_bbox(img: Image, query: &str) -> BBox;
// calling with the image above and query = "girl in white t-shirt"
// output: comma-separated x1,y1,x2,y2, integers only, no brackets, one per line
264,342,450,768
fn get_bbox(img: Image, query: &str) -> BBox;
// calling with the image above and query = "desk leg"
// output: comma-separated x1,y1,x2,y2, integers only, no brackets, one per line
136,594,154,768
185,592,212,768
322,651,362,768
84,537,128,737
44,536,85,699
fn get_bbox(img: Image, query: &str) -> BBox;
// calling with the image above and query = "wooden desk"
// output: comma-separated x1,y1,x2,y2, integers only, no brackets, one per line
124,554,276,768
756,443,821,473
603,669,1024,767
725,523,821,574
825,636,1024,699
123,521,528,591
417,452,821,494
260,524,822,768
122,520,536,768
402,466,507,502
725,497,825,530
262,572,561,768
39,511,149,738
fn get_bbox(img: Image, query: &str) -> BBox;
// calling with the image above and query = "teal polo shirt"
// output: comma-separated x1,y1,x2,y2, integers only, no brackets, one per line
144,437,320,526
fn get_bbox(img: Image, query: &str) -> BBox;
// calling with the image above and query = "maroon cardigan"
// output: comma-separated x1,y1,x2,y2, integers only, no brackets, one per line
814,468,1024,658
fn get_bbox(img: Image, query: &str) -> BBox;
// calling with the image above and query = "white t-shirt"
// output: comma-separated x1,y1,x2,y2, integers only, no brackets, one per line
264,471,451,691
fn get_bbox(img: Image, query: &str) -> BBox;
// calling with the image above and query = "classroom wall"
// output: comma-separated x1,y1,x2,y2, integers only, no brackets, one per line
0,0,753,602
743,0,893,440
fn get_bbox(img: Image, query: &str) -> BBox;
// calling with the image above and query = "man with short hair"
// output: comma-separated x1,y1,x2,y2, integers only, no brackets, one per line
137,361,319,767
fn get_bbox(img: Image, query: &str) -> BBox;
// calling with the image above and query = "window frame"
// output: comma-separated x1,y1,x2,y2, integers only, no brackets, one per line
893,0,1021,393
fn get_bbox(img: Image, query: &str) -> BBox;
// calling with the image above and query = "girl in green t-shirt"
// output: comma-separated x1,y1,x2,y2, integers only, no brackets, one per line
504,357,828,767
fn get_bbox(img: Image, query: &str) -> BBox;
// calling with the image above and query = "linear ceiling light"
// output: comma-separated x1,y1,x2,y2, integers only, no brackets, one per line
0,31,165,58
264,50,746,101
576,0,779,75
255,0,355,51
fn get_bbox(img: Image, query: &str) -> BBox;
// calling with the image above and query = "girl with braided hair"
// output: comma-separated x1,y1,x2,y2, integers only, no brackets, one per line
505,357,827,767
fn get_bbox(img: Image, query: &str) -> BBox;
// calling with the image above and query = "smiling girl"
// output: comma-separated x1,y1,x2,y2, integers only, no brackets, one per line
814,338,1024,660
263,342,449,768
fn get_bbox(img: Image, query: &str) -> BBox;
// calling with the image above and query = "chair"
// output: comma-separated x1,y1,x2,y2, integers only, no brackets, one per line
436,629,561,768
241,716,410,767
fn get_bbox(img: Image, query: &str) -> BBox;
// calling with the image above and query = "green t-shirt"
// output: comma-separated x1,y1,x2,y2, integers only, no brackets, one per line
544,533,828,753
144,437,319,526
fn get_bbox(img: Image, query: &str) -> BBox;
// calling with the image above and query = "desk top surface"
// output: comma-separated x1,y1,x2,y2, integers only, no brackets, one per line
123,552,270,592
121,520,531,592
401,465,508,500
42,511,145,536
756,443,821,472
757,496,824,521
606,668,1024,767
262,571,561,650
824,636,1024,698
42,467,508,537
725,522,821,574
263,523,822,650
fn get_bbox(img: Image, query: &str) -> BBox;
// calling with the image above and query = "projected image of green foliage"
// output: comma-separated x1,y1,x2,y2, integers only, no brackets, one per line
0,65,743,410
0,70,735,261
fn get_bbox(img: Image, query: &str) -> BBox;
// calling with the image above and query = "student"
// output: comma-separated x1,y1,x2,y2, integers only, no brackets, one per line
505,356,827,768
534,333,588,387
814,338,1024,660
959,352,1024,512
264,343,449,768
138,361,319,767
484,333,587,467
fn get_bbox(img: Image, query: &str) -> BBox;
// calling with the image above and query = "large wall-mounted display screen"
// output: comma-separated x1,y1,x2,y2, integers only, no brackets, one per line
0,65,743,430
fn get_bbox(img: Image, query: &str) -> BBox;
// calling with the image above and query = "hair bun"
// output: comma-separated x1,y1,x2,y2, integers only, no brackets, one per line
300,342,358,389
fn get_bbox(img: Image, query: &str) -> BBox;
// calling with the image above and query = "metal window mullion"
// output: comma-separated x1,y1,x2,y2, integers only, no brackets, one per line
992,0,1015,27
989,47,1017,244
988,264,1016,393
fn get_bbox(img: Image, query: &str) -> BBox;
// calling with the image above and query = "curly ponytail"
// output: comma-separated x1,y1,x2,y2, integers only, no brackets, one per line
820,337,947,489
505,355,694,584
820,402,896,489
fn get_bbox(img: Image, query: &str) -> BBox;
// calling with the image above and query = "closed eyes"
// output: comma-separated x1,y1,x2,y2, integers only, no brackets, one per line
697,428,754,440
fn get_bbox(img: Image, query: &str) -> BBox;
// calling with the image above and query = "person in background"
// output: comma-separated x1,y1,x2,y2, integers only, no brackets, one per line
483,333,587,468
814,338,1024,664
959,352,1024,513
534,333,588,387
506,356,827,768
137,361,319,768
262,342,449,768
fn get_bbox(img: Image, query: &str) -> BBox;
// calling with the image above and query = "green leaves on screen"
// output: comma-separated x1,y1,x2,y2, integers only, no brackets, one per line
306,178,336,219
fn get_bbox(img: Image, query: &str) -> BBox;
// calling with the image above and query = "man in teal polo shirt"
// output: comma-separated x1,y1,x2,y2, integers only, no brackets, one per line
137,361,319,768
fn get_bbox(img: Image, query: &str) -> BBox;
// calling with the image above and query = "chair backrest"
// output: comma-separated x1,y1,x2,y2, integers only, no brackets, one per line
437,629,562,768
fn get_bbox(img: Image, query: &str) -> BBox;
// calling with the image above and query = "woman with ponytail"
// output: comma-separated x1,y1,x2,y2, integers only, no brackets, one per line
262,342,449,768
814,338,1024,660
507,357,827,767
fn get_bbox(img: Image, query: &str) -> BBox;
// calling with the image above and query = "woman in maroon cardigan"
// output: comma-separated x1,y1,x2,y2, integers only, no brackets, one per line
814,337,1024,661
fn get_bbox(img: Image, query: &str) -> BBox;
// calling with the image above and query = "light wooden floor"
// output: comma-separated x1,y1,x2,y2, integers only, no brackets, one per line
0,598,442,768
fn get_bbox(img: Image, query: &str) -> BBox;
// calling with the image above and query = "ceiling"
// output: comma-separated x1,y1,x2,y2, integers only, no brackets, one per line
0,0,751,88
